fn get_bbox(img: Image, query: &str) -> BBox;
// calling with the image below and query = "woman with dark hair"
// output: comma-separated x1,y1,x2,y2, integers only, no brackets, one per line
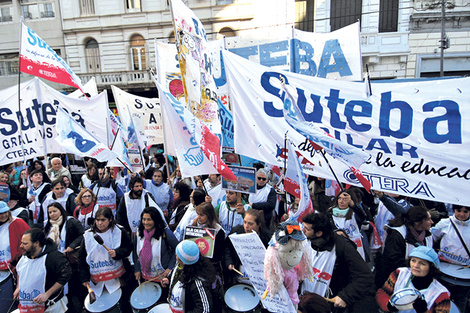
80,163,98,189
378,206,433,287
61,175,80,194
44,202,85,313
78,206,133,312
432,205,470,313
327,189,370,260
162,240,218,313
168,181,191,231
224,209,273,286
174,188,206,241
376,246,450,313
73,189,98,229
134,207,178,283
298,292,331,313
26,169,51,225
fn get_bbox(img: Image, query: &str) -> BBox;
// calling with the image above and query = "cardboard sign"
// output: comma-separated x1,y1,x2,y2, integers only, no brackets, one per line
184,226,216,258
222,165,256,195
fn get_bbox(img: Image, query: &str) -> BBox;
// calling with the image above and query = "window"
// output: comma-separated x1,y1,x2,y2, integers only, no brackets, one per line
330,0,361,31
0,4,12,23
85,39,100,73
168,31,175,44
217,0,233,4
126,0,141,12
80,0,95,15
20,1,55,20
379,0,398,32
218,27,236,38
130,35,146,70
0,53,18,76
295,0,315,32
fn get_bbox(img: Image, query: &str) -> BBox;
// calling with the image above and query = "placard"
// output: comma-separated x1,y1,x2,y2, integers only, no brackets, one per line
229,232,296,313
184,226,216,258
0,183,10,203
222,165,256,194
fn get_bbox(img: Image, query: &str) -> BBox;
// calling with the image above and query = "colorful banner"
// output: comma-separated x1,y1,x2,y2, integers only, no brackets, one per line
157,81,235,181
111,85,163,147
157,81,218,178
0,78,108,166
169,0,221,135
55,107,117,162
223,50,470,206
20,22,85,92
221,165,256,194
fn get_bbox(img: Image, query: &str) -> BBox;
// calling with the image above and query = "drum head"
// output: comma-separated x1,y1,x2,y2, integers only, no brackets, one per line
225,284,260,311
0,271,10,283
440,262,470,280
85,288,122,313
131,282,162,310
149,303,172,313
390,288,421,310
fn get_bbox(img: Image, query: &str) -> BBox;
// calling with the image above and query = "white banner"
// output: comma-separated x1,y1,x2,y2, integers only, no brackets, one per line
112,85,163,147
223,50,470,206
156,81,218,178
0,78,108,166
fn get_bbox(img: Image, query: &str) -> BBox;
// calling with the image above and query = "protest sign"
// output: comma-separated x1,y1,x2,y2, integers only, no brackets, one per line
184,226,216,258
221,165,256,194
229,232,296,313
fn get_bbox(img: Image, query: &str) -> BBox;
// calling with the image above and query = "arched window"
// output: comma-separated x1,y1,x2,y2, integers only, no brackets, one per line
85,38,100,73
218,27,236,39
130,34,146,70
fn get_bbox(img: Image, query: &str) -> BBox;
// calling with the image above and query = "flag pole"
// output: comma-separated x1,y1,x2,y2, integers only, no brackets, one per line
320,150,344,193
17,18,27,168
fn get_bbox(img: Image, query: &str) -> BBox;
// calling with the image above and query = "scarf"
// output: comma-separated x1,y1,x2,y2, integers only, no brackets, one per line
409,226,426,246
332,207,349,217
79,202,95,216
140,228,155,277
48,215,64,246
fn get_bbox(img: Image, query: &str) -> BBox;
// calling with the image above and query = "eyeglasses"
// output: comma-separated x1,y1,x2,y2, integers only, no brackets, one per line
257,177,267,181
82,195,92,198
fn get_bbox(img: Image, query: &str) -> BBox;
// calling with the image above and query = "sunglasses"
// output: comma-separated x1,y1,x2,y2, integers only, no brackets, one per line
257,177,267,181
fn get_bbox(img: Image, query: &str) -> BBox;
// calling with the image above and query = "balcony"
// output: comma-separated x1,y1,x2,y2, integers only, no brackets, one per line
40,10,55,18
75,70,154,91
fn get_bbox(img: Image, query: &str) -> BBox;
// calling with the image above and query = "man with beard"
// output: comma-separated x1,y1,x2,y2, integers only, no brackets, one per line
144,169,172,218
301,212,377,313
116,176,164,236
215,190,251,234
14,228,71,313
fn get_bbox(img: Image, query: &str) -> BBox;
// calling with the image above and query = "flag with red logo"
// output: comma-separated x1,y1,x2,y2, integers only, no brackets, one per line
20,21,86,93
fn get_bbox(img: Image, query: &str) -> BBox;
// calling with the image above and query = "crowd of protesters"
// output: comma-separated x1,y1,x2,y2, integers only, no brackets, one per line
0,153,468,313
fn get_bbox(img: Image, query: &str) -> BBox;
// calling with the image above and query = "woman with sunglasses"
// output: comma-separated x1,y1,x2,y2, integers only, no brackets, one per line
248,168,276,229
74,189,99,229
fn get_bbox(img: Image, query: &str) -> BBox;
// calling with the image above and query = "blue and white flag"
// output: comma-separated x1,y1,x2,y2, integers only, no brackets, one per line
55,107,117,162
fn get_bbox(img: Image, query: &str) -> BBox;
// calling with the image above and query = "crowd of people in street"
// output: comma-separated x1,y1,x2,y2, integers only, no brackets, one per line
0,153,468,313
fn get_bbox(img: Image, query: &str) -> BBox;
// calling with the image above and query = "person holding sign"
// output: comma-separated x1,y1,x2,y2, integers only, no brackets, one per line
215,190,251,235
188,203,225,276
248,168,276,229
162,240,219,313
224,209,273,286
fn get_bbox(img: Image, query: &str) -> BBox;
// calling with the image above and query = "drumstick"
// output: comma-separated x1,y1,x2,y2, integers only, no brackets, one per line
138,279,142,294
93,234,110,252
324,298,336,304
438,249,461,258
458,264,470,270
86,283,96,304
232,268,244,277
262,288,269,300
